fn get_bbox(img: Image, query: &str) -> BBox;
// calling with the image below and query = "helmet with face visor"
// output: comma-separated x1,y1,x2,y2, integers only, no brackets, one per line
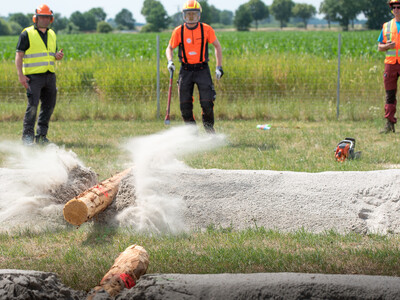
182,0,202,24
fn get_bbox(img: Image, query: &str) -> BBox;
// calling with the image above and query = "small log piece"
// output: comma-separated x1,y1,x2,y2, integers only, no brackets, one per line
63,168,131,226
88,244,149,299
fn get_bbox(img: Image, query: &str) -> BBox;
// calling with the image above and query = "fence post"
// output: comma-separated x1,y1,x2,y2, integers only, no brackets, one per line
336,33,341,120
157,35,160,119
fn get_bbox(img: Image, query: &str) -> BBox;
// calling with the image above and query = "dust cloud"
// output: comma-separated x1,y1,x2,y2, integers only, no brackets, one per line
0,141,97,232
115,125,227,233
0,127,226,234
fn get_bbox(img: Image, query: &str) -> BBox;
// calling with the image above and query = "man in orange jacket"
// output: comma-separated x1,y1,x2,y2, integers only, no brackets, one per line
378,0,400,133
165,0,223,133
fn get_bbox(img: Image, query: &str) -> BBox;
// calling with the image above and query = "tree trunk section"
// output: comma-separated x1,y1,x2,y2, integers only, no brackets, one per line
63,168,131,226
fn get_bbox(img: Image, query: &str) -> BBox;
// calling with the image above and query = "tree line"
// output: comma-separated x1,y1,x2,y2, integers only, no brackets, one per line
0,0,393,35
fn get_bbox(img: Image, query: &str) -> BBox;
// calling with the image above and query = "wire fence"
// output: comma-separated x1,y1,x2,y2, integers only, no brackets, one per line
0,30,386,121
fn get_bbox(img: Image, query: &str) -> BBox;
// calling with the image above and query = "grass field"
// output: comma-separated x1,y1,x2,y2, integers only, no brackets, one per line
1,30,399,293
1,226,399,292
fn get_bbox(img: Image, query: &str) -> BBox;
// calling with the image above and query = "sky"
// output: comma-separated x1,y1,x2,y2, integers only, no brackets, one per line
1,0,323,24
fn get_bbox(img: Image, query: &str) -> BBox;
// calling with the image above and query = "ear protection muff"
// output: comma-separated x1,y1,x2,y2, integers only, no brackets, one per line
32,9,54,24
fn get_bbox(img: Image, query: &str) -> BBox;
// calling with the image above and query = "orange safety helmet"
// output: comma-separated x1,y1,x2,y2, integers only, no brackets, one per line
182,0,202,24
32,4,54,23
388,0,400,6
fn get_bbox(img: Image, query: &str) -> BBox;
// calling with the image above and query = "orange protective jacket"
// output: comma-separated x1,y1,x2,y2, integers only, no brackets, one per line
169,22,216,65
383,18,400,64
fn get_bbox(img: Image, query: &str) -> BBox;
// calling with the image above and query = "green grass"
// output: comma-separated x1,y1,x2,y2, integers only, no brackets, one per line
1,119,400,179
0,226,399,292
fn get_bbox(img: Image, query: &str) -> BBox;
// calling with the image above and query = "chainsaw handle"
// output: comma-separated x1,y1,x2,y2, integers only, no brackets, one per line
336,139,354,148
344,137,355,147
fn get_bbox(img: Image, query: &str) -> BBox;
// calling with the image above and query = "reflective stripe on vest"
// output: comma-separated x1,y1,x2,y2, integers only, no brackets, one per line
24,52,55,59
22,26,56,75
23,61,55,68
383,19,400,64
385,20,393,42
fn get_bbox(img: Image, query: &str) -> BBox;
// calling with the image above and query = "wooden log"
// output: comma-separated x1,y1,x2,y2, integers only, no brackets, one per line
63,168,131,226
88,244,149,299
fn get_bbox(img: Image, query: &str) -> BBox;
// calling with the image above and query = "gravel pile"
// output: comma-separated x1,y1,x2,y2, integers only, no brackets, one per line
113,168,400,235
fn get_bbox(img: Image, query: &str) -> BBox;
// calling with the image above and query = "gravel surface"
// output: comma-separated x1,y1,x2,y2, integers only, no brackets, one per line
114,168,400,235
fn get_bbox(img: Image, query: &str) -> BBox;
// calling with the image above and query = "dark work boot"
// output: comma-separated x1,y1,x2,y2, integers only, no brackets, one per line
35,134,50,145
380,120,395,134
204,124,215,134
390,122,396,133
22,135,34,146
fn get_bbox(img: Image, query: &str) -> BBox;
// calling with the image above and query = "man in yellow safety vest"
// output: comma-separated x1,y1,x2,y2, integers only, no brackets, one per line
15,4,64,145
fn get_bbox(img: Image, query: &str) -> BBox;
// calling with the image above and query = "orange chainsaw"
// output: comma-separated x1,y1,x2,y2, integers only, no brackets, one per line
334,138,361,162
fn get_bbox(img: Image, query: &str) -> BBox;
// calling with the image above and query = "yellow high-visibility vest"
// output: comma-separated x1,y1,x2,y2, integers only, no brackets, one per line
22,25,56,75
383,18,400,64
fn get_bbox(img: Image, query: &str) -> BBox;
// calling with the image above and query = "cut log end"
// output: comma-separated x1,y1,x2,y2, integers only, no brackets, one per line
63,168,132,226
63,199,89,226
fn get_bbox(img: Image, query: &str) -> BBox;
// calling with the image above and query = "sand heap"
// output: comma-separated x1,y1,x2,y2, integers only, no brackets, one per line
112,168,400,235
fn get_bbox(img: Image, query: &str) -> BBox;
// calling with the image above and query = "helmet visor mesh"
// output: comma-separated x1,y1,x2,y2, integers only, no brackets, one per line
183,11,200,23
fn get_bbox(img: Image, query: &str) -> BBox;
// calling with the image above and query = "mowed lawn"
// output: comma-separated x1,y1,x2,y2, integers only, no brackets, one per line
1,119,400,179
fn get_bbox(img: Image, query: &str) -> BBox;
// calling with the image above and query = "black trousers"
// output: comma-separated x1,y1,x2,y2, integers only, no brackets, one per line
178,64,216,132
22,72,57,140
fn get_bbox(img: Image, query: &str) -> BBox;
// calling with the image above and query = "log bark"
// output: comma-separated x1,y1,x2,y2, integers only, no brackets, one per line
63,168,131,226
88,244,149,298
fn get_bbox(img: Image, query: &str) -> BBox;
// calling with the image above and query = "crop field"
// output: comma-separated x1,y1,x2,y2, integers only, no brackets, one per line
0,31,382,60
0,30,385,122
